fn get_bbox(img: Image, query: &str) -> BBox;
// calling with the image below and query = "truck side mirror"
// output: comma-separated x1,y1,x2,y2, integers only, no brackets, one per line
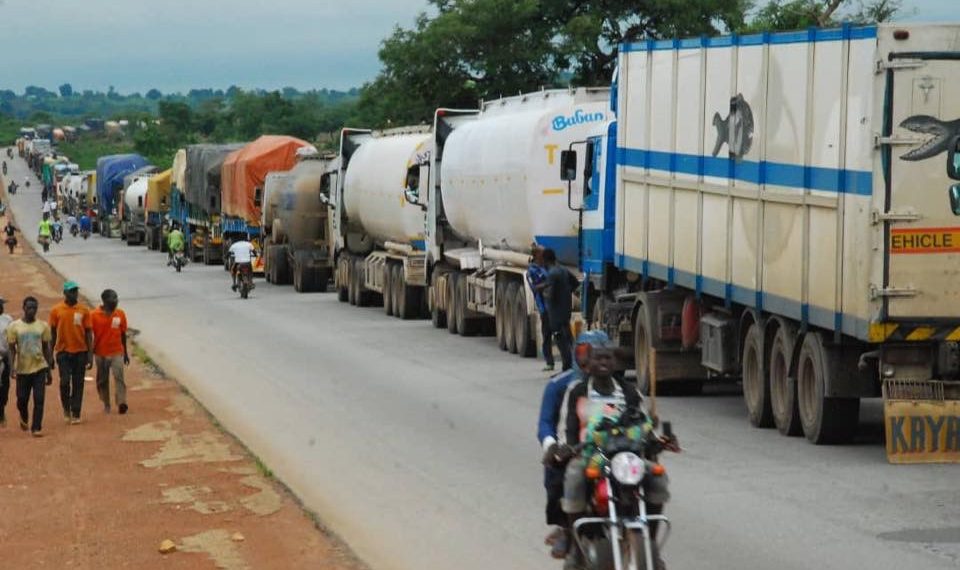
947,136,960,180
560,150,577,181
950,185,960,216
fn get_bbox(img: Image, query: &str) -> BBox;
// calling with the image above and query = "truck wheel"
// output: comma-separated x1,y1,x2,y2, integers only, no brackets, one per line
742,322,774,428
456,273,477,336
430,275,446,328
397,266,418,320
797,332,860,444
265,247,275,283
513,286,535,357
634,308,653,395
383,265,394,316
769,326,802,436
347,259,358,305
355,259,371,307
276,248,292,285
337,259,349,302
446,273,460,335
314,269,330,293
495,281,508,351
392,265,404,319
293,263,304,292
504,282,519,353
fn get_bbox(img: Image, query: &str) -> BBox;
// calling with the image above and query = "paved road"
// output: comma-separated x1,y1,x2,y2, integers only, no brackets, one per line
2,153,957,570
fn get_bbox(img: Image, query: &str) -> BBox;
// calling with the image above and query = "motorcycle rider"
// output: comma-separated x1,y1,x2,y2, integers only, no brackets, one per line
78,213,92,238
228,237,256,292
559,342,669,570
538,330,612,560
4,220,18,254
166,223,185,266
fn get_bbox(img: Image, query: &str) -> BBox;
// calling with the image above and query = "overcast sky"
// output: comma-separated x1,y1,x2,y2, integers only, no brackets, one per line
0,0,953,94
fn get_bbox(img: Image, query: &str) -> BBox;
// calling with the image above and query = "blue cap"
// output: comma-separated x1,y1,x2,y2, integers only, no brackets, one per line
576,329,612,348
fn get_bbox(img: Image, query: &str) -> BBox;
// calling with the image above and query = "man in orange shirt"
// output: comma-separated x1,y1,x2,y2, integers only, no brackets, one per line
49,281,93,424
90,289,130,414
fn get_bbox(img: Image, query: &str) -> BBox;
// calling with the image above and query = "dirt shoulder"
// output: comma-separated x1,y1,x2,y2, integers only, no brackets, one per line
0,203,365,569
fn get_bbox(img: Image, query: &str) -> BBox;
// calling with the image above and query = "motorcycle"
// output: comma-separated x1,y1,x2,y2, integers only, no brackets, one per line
81,228,90,240
172,250,187,273
70,223,79,238
236,262,254,299
52,224,63,244
571,410,676,570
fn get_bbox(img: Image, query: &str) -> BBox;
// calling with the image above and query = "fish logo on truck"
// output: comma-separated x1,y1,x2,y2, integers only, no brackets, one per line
552,109,606,132
898,115,960,161
711,94,754,160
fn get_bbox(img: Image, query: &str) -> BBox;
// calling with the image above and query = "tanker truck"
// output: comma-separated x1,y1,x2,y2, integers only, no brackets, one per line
119,165,159,245
424,88,611,352
222,135,312,272
262,150,337,292
96,154,150,237
333,127,432,318
562,24,960,445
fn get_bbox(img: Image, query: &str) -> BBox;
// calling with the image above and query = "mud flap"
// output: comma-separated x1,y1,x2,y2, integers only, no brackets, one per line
883,380,960,464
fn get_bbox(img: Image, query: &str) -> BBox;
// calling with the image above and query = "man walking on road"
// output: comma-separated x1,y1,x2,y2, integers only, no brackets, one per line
49,281,93,424
90,289,130,414
0,297,13,426
6,297,53,436
538,249,579,371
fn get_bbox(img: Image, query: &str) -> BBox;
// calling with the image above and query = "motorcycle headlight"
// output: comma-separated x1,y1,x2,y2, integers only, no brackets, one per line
610,452,645,486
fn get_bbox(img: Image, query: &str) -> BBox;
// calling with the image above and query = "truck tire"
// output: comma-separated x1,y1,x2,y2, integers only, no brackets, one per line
456,274,477,336
355,258,371,307
265,246,275,283
337,259,349,302
293,263,305,292
314,268,330,293
769,326,802,436
742,323,774,428
504,282,519,353
396,265,418,320
347,259,358,305
513,286,535,357
392,265,404,319
275,247,292,285
383,265,394,316
446,273,460,335
430,274,446,328
797,332,860,444
634,308,653,395
495,281,508,351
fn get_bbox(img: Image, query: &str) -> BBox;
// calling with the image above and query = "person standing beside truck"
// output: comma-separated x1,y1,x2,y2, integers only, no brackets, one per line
49,281,93,424
539,248,578,371
7,296,53,436
526,246,554,372
90,289,130,415
0,296,13,427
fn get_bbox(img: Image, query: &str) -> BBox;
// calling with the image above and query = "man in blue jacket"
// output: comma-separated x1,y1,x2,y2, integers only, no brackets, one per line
536,330,611,560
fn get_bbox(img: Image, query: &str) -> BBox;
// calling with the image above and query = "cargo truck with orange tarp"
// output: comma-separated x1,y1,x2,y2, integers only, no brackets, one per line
221,135,314,272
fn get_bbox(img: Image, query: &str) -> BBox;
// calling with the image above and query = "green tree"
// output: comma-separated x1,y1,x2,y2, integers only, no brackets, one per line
58,83,73,97
743,0,902,32
146,88,163,100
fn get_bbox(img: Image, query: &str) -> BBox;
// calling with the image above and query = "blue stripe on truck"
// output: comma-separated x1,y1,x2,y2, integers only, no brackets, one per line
615,253,869,339
620,25,877,52
617,148,873,196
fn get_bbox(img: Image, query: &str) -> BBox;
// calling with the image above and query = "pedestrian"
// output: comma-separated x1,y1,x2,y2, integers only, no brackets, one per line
538,248,579,371
90,289,130,415
49,281,93,424
0,296,13,426
6,296,54,436
526,245,554,372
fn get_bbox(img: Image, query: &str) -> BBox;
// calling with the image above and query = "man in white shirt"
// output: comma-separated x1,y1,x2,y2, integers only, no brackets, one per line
228,239,256,292
0,297,13,426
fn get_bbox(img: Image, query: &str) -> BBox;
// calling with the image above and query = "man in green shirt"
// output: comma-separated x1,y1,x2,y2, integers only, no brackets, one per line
166,223,185,265
38,213,54,252
7,296,53,436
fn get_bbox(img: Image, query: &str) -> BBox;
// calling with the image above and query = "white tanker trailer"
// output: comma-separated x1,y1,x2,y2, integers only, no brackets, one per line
120,175,150,246
425,88,611,355
334,127,433,318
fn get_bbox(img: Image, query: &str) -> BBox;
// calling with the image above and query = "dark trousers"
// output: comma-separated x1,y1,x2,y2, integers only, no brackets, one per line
16,370,47,432
57,352,86,418
0,354,10,420
540,313,555,367
552,317,574,371
544,465,566,526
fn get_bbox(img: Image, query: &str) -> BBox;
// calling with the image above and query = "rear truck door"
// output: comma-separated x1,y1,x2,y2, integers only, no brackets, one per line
883,52,960,321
